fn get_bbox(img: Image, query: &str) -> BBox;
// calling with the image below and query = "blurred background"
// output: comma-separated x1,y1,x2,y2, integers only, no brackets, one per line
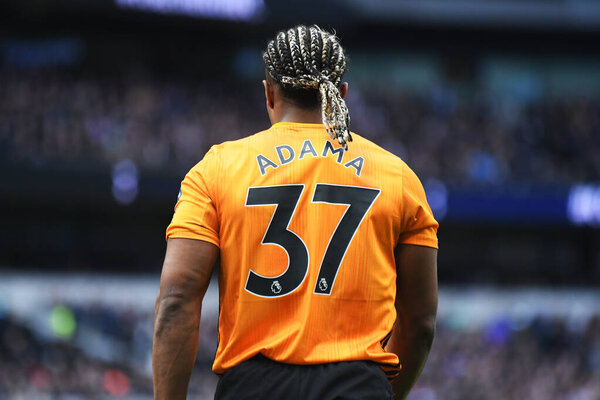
1,0,600,399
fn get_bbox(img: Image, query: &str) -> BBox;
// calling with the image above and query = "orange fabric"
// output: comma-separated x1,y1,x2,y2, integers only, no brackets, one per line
166,122,438,375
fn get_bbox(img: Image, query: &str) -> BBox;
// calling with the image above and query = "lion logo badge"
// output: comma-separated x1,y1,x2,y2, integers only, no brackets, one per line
271,280,282,294
318,278,328,292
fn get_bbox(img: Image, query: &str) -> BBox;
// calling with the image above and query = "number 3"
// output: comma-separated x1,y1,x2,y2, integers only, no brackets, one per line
245,184,380,297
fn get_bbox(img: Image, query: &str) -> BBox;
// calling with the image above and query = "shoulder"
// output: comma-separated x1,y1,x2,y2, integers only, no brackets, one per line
215,128,271,152
350,132,408,170
189,128,272,173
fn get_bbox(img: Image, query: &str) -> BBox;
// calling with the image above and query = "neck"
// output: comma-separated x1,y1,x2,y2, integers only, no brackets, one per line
275,105,322,125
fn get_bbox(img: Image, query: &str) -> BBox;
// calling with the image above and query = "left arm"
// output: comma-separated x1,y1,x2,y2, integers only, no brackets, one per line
388,244,438,399
153,238,219,400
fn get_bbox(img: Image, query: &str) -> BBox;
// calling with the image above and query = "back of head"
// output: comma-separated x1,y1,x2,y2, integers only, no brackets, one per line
263,25,352,149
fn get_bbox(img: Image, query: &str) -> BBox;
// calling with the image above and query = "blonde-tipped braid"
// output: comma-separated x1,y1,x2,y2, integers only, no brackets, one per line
263,25,352,150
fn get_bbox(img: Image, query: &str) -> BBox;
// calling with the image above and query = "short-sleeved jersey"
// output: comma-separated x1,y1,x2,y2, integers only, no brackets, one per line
166,122,438,378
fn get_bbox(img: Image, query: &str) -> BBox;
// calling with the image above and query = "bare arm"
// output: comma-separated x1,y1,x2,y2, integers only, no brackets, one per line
153,238,219,400
388,244,438,400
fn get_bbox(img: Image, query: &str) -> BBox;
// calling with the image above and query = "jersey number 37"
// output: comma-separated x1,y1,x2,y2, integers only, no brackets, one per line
244,184,380,298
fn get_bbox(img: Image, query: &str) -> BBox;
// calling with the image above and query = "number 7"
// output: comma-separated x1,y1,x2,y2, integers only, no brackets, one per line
311,184,380,295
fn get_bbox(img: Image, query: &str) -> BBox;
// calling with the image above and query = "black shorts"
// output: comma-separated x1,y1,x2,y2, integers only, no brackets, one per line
214,354,394,400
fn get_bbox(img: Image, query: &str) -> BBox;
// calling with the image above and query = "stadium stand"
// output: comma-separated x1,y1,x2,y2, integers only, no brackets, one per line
1,275,599,400
1,68,599,186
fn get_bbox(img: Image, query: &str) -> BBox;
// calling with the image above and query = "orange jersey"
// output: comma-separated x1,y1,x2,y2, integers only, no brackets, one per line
166,122,438,378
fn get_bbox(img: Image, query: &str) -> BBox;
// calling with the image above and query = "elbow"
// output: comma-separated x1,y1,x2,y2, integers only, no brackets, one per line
400,314,436,351
157,290,186,315
412,316,436,351
154,289,194,336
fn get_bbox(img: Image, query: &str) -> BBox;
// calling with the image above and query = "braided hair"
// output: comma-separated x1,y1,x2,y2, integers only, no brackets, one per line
263,25,352,149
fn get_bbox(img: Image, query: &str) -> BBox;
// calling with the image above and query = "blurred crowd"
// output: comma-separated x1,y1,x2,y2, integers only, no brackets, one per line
1,302,599,400
416,316,600,400
1,68,599,186
0,302,219,400
0,306,154,399
0,69,265,173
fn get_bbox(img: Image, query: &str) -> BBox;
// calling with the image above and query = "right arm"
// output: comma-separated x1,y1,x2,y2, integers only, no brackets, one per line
387,244,438,400
153,238,219,400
